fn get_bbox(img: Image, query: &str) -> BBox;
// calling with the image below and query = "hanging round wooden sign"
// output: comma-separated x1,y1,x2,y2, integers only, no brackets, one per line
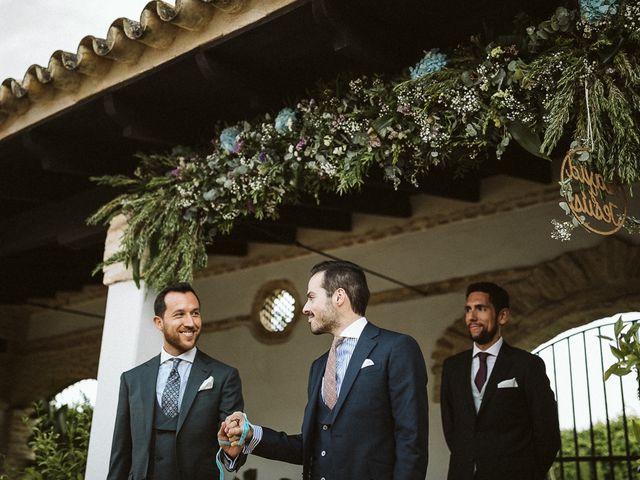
560,147,627,235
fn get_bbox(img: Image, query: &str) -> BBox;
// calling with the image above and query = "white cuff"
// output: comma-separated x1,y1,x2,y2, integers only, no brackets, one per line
243,424,263,454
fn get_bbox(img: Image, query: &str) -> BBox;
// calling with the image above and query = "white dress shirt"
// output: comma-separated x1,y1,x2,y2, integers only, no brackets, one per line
471,337,503,412
156,346,197,409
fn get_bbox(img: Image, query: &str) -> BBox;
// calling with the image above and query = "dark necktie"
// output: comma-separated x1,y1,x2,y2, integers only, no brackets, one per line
474,352,490,392
161,358,181,418
323,336,344,409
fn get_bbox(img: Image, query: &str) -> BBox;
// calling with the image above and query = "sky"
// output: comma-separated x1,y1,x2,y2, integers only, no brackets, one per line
0,0,170,81
535,312,640,431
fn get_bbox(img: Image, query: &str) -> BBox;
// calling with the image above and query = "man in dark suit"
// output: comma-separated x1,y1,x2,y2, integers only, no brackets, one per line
107,282,244,480
440,282,560,480
220,260,428,479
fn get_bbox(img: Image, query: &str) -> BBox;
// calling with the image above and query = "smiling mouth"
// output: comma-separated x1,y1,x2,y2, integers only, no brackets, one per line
179,331,196,338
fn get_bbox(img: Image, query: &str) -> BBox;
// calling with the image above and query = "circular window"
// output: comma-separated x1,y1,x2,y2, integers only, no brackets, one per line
251,279,300,342
259,288,296,332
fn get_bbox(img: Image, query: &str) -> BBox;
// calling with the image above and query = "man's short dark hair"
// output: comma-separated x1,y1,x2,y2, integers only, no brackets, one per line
310,260,370,316
466,282,509,314
154,282,200,317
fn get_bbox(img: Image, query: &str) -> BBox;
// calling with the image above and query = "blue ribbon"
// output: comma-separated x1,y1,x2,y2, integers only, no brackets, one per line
216,413,250,480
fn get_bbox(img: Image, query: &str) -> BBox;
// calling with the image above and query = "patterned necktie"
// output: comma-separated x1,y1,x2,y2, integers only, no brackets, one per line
161,358,181,418
474,352,490,392
323,336,344,409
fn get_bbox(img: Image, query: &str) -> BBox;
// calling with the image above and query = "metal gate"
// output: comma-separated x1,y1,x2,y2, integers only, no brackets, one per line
533,315,640,480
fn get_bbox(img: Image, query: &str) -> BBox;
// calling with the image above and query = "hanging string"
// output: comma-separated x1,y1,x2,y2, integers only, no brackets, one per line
584,79,594,151
241,222,429,296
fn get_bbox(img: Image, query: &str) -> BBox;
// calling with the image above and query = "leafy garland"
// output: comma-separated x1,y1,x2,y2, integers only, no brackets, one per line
89,0,640,290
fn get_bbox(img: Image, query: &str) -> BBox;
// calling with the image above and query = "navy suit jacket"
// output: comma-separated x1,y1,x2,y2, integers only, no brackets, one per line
107,349,244,480
253,322,429,479
440,342,560,480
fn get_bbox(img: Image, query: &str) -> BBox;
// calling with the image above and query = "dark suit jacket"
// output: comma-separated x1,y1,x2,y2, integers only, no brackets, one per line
253,322,428,480
107,349,243,480
440,341,560,480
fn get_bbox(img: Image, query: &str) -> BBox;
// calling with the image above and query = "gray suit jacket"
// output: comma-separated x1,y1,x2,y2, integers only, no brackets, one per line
107,349,243,480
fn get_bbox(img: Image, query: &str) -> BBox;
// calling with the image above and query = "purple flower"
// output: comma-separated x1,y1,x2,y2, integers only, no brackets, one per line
295,138,307,151
259,151,267,163
233,140,243,154
397,104,411,115
169,167,181,178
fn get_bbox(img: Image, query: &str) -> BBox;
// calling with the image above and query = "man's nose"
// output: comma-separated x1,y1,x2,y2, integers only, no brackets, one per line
302,302,311,315
183,314,195,326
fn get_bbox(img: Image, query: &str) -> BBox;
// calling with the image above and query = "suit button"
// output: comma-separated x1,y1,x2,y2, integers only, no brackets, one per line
322,425,328,430
321,450,326,456
321,477,326,480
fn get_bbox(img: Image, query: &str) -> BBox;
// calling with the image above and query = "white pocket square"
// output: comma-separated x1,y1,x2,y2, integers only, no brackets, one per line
361,358,375,369
198,376,214,391
497,378,518,388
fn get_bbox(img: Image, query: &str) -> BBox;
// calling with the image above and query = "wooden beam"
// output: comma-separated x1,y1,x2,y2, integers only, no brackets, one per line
314,187,413,217
278,204,352,231
103,92,182,146
21,129,100,176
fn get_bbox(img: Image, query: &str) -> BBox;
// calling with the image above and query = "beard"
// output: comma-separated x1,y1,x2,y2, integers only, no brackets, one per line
310,300,340,335
468,323,499,345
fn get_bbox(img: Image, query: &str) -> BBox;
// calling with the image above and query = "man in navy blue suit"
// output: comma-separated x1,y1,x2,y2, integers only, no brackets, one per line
221,260,429,479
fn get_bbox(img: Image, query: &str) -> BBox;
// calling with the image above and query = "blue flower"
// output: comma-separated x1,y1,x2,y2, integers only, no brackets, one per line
409,49,447,80
220,126,241,153
579,0,618,22
275,108,296,133
203,189,217,202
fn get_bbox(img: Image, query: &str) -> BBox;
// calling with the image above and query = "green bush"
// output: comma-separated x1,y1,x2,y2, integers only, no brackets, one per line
1,399,92,480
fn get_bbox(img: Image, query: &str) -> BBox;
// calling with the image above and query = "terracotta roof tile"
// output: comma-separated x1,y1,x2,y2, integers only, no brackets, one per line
0,0,293,138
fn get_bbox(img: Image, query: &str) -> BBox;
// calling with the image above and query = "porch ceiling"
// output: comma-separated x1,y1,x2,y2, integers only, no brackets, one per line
0,0,557,304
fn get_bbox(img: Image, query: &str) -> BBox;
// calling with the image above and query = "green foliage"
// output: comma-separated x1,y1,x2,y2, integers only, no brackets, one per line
89,2,640,292
1,400,92,480
551,415,640,479
600,317,640,400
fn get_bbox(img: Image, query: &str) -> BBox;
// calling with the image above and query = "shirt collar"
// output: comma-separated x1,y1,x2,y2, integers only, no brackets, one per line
472,336,503,358
160,346,197,364
338,317,368,339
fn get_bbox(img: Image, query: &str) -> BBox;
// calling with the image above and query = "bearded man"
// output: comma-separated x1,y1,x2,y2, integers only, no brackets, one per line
107,282,244,480
440,282,560,480
220,260,428,479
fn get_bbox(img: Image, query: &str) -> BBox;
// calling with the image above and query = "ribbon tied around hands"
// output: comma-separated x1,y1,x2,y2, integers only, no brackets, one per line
216,412,251,480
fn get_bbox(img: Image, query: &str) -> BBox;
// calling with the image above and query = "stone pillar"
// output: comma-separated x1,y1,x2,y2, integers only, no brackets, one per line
85,215,162,480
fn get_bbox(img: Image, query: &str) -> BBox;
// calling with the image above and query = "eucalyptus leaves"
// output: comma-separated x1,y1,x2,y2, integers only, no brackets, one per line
90,1,640,290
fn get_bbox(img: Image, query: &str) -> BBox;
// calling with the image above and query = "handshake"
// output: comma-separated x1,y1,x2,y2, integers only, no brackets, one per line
217,411,253,459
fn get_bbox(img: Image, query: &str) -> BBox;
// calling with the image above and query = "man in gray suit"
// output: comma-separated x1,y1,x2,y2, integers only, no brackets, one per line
107,282,244,480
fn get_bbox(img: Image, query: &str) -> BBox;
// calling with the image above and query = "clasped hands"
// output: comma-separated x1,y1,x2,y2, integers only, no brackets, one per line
217,411,253,459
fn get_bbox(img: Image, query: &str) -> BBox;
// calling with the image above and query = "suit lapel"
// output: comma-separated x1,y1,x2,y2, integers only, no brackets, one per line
177,350,211,433
331,322,379,420
141,356,160,443
477,342,511,416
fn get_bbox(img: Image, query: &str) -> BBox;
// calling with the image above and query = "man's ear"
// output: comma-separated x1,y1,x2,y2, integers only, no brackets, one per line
334,288,346,306
153,316,164,332
497,308,510,326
